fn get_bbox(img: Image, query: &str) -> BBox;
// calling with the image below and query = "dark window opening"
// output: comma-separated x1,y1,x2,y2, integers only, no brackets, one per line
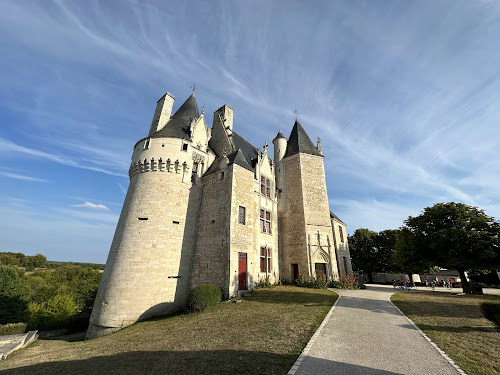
339,225,344,243
238,206,246,225
138,217,148,220
173,221,180,224
182,143,188,151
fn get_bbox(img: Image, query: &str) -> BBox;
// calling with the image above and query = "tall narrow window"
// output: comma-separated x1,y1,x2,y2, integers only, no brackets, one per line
260,210,272,234
144,138,150,149
265,211,271,234
260,176,266,196
260,247,266,272
266,179,270,198
238,206,246,225
191,162,198,183
339,225,344,243
267,248,272,272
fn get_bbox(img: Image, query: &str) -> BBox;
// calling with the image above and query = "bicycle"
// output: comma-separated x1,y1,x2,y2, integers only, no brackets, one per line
425,280,436,290
445,282,453,290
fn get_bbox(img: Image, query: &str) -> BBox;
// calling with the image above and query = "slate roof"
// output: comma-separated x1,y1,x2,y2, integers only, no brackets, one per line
273,130,286,141
330,211,345,225
231,131,260,169
151,94,199,139
284,120,322,158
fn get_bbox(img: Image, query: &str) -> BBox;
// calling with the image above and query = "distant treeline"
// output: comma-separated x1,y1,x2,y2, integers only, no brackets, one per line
47,261,105,270
0,252,47,270
0,252,105,271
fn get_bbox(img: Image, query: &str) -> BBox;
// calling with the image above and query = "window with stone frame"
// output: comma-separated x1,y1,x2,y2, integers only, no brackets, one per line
339,225,344,243
260,247,272,272
266,178,271,198
260,176,273,199
238,206,246,225
191,162,198,183
260,209,272,234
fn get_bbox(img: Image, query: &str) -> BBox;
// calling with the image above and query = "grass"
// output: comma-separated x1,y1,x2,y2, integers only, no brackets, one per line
0,286,337,375
391,291,500,375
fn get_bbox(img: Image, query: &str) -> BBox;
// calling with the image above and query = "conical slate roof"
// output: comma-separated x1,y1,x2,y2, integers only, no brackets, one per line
284,120,322,158
272,130,286,142
152,93,200,139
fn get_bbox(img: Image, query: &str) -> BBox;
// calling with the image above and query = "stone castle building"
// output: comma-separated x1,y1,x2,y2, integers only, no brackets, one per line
87,90,352,339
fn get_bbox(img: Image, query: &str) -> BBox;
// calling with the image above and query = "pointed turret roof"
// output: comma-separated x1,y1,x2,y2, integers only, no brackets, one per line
272,130,286,142
151,93,200,139
284,120,322,158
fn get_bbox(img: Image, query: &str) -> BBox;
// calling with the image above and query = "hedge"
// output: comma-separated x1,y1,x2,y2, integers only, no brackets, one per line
185,284,222,313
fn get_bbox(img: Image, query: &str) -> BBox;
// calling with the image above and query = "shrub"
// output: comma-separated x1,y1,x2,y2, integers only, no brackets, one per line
254,275,273,288
481,302,500,327
0,266,30,324
185,284,222,313
27,293,78,331
0,322,27,335
296,276,327,289
329,274,360,289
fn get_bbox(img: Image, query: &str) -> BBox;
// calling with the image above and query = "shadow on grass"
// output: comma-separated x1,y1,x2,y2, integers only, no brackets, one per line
0,350,404,375
247,287,336,306
416,324,497,333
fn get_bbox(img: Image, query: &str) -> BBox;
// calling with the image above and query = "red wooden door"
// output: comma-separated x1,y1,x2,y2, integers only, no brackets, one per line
238,252,247,290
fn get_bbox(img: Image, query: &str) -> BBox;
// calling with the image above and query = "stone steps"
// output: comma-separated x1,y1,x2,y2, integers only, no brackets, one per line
0,331,38,360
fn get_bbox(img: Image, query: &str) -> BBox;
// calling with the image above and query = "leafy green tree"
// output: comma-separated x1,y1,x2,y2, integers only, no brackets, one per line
0,266,30,324
397,202,500,293
0,252,22,267
375,229,400,273
349,229,378,283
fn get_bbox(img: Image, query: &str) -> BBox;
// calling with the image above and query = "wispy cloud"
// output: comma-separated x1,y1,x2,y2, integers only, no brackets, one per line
0,171,47,182
72,202,109,211
0,138,128,177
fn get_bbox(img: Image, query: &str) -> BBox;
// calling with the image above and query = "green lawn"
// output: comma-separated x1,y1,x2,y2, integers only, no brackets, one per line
392,291,500,375
0,286,337,375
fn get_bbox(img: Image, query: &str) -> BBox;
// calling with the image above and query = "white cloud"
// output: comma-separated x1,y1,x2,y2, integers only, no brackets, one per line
0,171,47,182
72,202,110,211
0,137,128,177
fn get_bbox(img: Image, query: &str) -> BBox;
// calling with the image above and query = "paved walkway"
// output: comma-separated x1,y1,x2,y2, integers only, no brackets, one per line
293,284,462,375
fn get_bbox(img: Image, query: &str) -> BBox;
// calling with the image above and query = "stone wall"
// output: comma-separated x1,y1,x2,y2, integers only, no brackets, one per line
87,136,208,339
191,166,232,296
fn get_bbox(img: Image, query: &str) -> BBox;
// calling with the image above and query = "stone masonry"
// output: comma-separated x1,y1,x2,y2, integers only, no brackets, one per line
87,90,352,339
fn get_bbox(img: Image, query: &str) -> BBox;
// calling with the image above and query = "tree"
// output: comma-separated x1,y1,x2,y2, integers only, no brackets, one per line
375,229,400,273
0,266,30,324
397,202,500,293
349,229,378,283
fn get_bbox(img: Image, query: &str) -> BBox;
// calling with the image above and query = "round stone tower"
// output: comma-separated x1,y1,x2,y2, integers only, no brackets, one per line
272,130,288,213
87,92,213,339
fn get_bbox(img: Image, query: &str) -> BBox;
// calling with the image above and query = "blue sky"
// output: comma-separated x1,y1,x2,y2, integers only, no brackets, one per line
1,0,499,263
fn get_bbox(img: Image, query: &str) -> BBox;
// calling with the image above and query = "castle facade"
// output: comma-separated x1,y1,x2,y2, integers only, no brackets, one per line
87,90,352,339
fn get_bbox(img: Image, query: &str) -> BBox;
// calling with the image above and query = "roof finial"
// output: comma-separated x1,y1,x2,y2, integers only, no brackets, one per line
192,83,196,95
293,110,299,121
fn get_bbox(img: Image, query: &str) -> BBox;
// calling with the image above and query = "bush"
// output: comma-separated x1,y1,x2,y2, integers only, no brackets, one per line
329,274,360,289
0,322,27,335
0,266,30,324
254,275,273,289
296,276,327,289
481,302,500,327
27,293,78,331
185,284,222,313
